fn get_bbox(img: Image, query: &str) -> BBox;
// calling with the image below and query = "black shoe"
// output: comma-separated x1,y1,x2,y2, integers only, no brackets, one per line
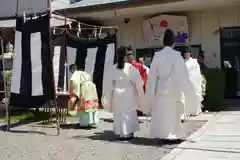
137,110,144,116
181,119,186,123
127,133,134,140
118,133,134,141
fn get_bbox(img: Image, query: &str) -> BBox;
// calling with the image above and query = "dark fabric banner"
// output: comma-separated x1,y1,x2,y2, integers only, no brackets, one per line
10,13,54,108
52,35,116,105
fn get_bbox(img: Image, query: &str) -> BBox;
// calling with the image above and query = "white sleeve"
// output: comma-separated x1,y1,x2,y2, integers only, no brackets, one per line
130,66,144,110
194,62,202,93
144,55,159,113
102,79,117,113
101,69,115,112
173,53,191,95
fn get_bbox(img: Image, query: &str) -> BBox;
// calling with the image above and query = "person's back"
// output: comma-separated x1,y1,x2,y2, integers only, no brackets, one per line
111,63,141,112
151,47,183,97
102,46,144,140
184,57,202,116
185,58,201,93
145,29,190,142
69,69,99,127
146,46,187,102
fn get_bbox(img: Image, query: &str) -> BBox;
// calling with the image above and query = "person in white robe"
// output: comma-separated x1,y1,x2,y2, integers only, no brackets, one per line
144,29,190,142
184,48,202,116
102,46,144,140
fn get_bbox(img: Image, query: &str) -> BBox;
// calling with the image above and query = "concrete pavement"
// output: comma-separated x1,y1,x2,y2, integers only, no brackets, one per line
162,111,240,160
0,110,206,160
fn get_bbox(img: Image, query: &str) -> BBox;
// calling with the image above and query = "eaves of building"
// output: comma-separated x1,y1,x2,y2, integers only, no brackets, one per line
57,0,181,14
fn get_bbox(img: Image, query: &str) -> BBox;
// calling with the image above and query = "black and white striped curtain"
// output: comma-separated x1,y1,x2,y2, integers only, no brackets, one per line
10,14,54,108
52,35,66,90
52,35,116,104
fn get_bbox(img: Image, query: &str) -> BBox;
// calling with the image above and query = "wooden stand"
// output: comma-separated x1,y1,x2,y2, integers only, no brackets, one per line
56,92,69,123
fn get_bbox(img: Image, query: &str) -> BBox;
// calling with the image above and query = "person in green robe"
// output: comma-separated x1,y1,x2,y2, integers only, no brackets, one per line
68,64,99,127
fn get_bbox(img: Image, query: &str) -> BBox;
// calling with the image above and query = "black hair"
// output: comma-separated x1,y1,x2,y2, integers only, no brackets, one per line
184,47,192,57
163,28,175,46
126,46,131,51
126,45,134,55
69,64,76,71
116,46,127,69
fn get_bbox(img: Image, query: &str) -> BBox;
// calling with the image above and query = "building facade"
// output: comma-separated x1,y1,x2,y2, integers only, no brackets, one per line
60,0,240,69
104,8,240,69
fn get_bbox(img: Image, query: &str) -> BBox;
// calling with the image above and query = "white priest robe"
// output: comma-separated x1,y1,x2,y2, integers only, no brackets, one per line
180,92,187,121
185,58,202,116
145,47,190,139
102,63,144,136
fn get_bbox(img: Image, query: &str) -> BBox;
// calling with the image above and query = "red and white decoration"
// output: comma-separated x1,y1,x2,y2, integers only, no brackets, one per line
142,14,189,47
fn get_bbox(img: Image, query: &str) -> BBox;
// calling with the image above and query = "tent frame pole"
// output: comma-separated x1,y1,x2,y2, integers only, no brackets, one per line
47,0,60,135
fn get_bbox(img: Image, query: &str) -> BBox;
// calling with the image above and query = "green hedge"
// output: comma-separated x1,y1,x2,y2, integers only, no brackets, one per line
202,68,225,111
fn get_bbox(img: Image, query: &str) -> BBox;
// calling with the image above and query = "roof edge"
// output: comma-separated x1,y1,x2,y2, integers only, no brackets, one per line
57,0,182,15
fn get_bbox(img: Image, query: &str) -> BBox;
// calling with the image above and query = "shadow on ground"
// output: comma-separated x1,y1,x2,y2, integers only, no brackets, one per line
9,130,47,135
100,118,144,124
100,118,114,123
0,110,53,131
60,123,97,130
72,130,184,147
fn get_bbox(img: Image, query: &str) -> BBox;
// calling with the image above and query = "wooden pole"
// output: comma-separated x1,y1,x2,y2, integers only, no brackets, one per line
64,17,68,122
47,0,60,135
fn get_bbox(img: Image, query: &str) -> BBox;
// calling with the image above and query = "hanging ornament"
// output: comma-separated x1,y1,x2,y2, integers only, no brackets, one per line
78,23,81,33
68,21,72,30
98,27,102,37
77,23,81,37
23,12,26,23
93,28,97,38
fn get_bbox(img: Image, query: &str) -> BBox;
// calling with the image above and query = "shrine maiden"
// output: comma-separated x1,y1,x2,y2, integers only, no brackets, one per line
145,29,190,142
184,48,202,116
102,46,144,140
68,65,99,127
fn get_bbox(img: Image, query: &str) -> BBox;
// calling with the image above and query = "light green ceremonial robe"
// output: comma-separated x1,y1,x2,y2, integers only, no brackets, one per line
68,70,99,127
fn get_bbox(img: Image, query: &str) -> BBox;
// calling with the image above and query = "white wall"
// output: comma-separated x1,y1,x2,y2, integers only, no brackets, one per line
105,17,145,50
189,8,240,68
105,8,240,68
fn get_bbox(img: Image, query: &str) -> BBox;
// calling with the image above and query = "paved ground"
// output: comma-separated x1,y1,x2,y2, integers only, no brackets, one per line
162,111,240,160
0,111,207,160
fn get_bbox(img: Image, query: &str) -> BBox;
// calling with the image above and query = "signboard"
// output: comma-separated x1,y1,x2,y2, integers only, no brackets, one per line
0,0,48,18
142,15,189,47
